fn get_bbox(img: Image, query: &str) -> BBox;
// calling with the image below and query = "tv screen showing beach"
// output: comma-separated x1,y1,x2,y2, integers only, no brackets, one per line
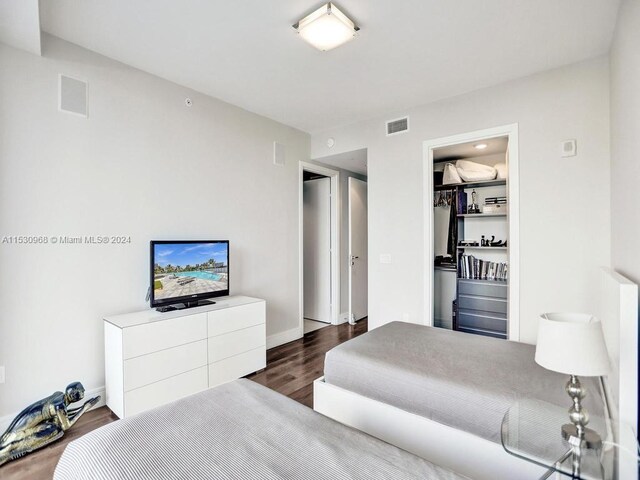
153,242,228,301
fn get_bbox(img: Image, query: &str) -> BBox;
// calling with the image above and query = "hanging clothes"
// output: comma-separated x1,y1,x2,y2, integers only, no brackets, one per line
447,190,457,256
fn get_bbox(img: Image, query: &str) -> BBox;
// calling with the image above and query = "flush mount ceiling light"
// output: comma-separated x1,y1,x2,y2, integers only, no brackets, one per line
293,3,359,51
474,143,488,150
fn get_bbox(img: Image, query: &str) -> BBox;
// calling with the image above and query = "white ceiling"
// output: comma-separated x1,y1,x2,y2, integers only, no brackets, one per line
434,136,508,161
39,0,620,133
316,148,367,175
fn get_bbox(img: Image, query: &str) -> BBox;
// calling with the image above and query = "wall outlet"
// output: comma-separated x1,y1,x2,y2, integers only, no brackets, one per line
380,253,392,264
0,366,5,384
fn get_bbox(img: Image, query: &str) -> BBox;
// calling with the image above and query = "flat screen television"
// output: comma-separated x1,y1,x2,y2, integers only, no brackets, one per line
150,240,229,311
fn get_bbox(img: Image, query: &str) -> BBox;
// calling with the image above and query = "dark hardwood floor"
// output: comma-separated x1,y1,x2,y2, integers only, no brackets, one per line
1,318,368,480
1,407,119,480
247,318,368,407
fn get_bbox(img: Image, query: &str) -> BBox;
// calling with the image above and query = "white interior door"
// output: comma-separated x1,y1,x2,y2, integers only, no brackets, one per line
348,178,368,321
303,177,331,323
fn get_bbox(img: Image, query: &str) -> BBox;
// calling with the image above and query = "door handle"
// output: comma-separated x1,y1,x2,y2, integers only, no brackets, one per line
351,255,359,260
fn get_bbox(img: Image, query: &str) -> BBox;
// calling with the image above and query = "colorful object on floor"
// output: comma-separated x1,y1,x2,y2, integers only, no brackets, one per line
0,382,100,466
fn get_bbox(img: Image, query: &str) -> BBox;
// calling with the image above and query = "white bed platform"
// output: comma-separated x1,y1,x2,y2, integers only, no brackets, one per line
314,268,638,480
314,376,547,479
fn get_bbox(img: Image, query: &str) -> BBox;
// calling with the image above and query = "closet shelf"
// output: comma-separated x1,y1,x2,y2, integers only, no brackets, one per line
457,246,507,250
434,179,506,191
458,277,508,284
435,265,457,272
457,213,507,218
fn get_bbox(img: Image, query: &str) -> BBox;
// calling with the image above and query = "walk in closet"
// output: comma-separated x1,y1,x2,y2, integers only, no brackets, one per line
432,136,510,339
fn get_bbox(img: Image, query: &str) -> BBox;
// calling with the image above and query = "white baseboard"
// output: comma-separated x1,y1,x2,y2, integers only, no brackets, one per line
0,385,106,433
266,326,302,349
0,413,15,434
86,385,107,409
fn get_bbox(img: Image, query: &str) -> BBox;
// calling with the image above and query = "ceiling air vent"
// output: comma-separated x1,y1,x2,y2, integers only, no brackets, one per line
386,116,409,136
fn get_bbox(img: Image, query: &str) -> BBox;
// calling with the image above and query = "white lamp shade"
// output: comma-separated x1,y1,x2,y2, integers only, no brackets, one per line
295,3,357,51
535,312,609,377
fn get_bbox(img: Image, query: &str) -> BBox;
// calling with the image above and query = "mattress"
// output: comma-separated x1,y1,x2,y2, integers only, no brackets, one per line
323,322,605,443
54,379,468,480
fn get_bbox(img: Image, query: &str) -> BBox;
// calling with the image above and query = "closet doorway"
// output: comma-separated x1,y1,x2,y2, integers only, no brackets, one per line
423,125,520,341
299,162,340,335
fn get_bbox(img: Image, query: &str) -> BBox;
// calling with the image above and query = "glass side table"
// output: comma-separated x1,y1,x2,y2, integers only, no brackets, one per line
501,399,614,479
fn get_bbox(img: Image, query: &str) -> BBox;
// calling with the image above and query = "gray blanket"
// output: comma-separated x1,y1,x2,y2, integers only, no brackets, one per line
54,379,468,480
324,322,604,443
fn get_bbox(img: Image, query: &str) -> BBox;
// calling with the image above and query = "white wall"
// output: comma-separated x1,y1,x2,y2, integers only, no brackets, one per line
0,0,41,55
0,35,309,419
311,57,611,344
306,160,367,318
610,0,640,287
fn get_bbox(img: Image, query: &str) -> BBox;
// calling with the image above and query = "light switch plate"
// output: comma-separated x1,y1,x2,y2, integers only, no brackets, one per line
380,253,392,264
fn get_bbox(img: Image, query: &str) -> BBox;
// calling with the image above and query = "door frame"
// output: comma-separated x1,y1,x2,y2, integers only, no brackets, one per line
347,177,368,323
423,124,520,341
299,161,340,334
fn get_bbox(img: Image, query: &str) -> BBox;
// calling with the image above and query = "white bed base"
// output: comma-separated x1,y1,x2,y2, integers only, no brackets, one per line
314,377,547,480
314,268,638,480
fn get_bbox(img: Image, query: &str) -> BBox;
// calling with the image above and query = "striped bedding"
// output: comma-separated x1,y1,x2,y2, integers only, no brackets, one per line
54,379,468,480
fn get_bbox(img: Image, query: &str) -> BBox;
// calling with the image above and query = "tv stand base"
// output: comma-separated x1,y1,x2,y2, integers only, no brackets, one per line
155,299,216,313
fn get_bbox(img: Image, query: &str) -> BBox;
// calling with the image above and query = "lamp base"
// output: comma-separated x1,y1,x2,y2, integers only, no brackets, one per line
561,424,602,449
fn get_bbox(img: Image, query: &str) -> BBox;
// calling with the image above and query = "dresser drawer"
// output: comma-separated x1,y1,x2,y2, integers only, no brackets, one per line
457,310,507,334
458,326,507,340
207,301,265,337
123,313,207,359
124,339,207,391
124,366,208,417
458,280,507,299
458,294,507,315
208,324,265,363
208,347,265,387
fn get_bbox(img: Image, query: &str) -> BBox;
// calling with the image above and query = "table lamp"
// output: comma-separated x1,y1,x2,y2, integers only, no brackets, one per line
535,312,609,449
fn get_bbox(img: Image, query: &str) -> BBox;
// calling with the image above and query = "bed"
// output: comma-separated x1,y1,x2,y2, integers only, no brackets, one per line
54,378,468,480
314,268,638,480
323,320,604,444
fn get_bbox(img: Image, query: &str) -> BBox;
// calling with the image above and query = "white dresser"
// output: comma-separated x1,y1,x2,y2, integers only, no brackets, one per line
104,296,266,418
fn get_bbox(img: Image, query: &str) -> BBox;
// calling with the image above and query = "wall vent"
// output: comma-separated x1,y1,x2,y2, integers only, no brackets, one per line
386,116,409,136
59,74,88,117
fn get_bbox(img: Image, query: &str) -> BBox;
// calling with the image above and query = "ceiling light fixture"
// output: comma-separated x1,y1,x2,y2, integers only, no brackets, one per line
294,3,359,51
474,143,488,150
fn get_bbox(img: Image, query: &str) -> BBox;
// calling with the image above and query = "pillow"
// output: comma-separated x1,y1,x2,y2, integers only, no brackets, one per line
442,162,462,184
495,162,508,179
455,159,497,182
